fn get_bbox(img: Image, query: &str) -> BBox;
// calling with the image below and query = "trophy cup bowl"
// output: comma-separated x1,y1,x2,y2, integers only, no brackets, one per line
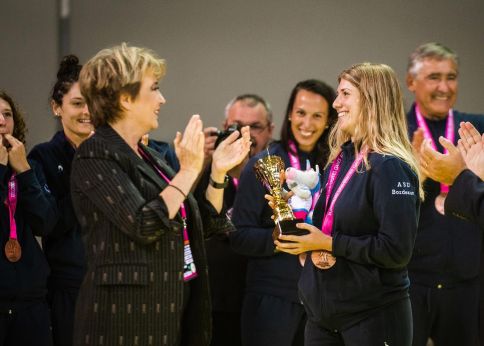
253,154,308,239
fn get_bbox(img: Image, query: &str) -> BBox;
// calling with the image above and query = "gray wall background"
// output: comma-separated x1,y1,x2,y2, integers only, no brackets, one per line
2,0,483,149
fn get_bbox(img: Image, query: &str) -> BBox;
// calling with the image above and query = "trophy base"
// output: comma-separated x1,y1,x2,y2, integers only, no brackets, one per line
275,219,308,242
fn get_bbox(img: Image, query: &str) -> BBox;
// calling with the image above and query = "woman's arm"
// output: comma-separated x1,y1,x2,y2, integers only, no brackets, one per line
332,158,419,268
205,126,251,212
71,152,177,245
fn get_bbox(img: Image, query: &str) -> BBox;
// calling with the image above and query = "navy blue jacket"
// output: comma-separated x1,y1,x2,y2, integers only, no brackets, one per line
298,142,420,330
147,139,180,172
445,169,484,230
28,131,86,288
407,105,484,286
230,141,318,303
0,161,58,307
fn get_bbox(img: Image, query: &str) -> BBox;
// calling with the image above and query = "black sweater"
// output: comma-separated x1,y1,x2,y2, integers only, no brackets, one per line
407,105,484,286
28,131,86,288
298,142,420,331
445,169,484,230
0,161,58,307
230,141,318,303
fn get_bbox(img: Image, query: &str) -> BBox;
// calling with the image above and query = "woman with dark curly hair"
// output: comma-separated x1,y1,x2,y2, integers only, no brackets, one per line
28,55,93,346
0,91,58,346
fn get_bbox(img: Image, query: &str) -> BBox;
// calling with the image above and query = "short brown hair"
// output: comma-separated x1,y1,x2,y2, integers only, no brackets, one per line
79,43,166,127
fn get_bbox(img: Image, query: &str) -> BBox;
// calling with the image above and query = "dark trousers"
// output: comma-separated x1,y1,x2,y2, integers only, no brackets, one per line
241,292,306,346
210,310,242,346
0,301,53,346
47,287,79,346
305,298,412,346
410,281,479,346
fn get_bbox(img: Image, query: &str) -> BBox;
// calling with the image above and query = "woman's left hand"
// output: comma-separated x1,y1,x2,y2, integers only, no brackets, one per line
211,126,251,177
275,223,332,255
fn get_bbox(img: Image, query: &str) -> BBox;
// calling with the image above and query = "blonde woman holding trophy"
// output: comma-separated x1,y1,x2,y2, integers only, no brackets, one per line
275,63,423,346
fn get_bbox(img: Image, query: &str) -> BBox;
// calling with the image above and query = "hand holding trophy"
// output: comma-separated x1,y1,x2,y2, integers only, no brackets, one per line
254,153,308,241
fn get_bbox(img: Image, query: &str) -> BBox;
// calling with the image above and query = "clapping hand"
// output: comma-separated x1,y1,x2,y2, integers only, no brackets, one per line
457,122,484,180
420,136,465,186
411,128,428,182
211,126,251,177
174,114,205,177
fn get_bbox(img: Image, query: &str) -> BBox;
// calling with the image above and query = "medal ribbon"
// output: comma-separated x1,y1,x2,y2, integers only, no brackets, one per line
415,103,454,194
4,174,18,240
287,141,321,217
138,147,198,282
321,149,366,236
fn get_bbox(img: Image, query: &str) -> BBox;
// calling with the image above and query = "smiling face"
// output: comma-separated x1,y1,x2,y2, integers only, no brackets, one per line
333,78,361,137
289,89,329,152
126,72,166,133
407,58,458,120
53,82,93,145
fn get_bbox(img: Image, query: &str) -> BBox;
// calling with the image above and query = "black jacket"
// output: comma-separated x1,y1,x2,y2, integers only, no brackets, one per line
70,125,232,346
445,169,484,230
0,161,58,307
28,131,86,288
298,142,420,331
407,105,484,286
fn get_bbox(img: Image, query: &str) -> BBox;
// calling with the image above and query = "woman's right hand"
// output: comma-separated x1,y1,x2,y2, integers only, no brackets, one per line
275,223,332,255
174,114,205,177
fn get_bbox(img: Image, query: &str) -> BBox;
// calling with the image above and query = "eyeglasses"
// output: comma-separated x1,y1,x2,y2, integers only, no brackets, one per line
229,122,270,134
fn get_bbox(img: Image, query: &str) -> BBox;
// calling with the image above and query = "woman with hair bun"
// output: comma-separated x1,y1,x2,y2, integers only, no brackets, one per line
0,90,58,346
28,55,93,346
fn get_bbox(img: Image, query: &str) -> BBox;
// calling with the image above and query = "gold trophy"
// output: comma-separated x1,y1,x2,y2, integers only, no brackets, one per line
254,154,307,239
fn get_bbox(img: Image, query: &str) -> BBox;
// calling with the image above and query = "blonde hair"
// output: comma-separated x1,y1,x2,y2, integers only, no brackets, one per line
328,63,424,199
79,43,166,127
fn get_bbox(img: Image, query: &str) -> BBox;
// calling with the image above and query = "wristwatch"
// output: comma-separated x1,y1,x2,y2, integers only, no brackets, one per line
209,175,229,189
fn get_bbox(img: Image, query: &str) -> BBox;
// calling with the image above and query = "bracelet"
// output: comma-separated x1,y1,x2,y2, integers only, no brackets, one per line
168,184,187,199
209,175,229,189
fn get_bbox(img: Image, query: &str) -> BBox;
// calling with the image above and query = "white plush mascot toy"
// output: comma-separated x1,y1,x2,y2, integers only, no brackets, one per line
285,160,320,223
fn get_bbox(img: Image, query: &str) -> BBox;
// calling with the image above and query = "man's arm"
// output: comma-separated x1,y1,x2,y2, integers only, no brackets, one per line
445,170,484,229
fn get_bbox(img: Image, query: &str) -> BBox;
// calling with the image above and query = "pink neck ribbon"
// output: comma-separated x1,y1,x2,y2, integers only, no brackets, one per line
321,149,366,236
4,174,18,240
138,147,198,282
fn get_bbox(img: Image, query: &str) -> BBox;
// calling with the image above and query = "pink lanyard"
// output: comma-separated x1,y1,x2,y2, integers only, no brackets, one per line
138,148,198,281
321,149,365,236
232,178,238,189
415,104,454,194
5,174,17,240
288,141,321,213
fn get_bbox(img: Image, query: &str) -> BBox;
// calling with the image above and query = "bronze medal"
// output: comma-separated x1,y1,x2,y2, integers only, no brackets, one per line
311,250,336,269
5,238,21,262
434,193,447,215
